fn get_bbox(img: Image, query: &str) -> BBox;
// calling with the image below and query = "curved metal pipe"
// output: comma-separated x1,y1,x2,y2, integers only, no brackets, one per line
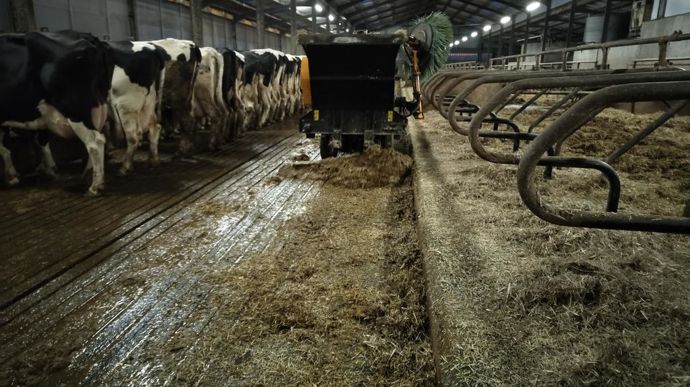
467,69,690,164
447,69,620,136
517,81,690,233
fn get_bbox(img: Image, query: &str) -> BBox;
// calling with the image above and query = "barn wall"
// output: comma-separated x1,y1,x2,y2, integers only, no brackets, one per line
0,0,12,32
27,0,290,52
573,12,690,68
237,23,258,50
33,0,130,40
107,0,133,40
34,0,72,33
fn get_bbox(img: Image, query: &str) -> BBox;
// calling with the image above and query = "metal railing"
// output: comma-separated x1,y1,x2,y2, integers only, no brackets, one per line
632,56,690,68
444,61,485,70
482,32,690,70
422,59,690,233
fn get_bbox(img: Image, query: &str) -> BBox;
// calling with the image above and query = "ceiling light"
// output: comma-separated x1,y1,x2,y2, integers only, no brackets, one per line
449,43,454,48
314,3,323,13
483,24,491,32
454,40,460,45
461,36,468,42
500,16,511,24
526,2,541,12
346,28,349,32
328,14,334,21
470,31,478,38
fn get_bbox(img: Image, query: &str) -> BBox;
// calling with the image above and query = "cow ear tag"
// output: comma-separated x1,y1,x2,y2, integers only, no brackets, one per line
313,110,320,121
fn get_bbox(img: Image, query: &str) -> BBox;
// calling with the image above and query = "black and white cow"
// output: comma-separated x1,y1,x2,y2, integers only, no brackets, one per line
242,50,280,130
263,50,288,123
192,47,228,150
0,31,114,195
106,40,167,175
147,38,201,154
220,49,246,138
284,55,302,117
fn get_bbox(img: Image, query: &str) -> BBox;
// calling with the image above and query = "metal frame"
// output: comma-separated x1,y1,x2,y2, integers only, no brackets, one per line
517,81,690,233
484,32,690,70
464,69,690,164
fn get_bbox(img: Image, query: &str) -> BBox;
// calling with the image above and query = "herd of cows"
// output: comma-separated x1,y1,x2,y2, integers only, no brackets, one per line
0,31,303,195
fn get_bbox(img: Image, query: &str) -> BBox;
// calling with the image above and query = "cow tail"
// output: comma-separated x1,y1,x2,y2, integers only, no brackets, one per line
156,67,166,122
214,54,226,113
187,46,202,107
111,102,126,145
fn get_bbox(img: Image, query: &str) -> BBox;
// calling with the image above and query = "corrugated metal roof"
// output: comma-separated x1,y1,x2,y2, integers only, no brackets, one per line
206,0,633,39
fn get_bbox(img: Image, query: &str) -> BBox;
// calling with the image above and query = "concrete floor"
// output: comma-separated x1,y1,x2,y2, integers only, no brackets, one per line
0,120,324,384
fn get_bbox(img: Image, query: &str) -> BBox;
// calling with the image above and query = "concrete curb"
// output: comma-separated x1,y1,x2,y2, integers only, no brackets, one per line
409,117,457,386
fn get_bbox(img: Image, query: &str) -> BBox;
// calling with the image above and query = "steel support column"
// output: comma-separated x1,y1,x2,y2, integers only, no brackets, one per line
158,0,164,39
290,0,297,53
104,0,112,39
601,0,612,43
657,0,667,18
508,17,515,55
256,0,265,48
565,0,576,48
478,35,484,64
312,0,317,32
523,12,530,54
488,29,493,58
190,0,204,46
541,0,551,52
9,0,36,32
126,0,138,39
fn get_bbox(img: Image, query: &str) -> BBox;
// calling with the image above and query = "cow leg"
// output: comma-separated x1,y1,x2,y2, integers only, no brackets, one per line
70,121,106,196
212,113,225,150
259,91,271,127
270,91,279,123
0,131,19,186
224,110,235,141
35,132,57,178
207,115,219,151
148,123,161,167
141,91,160,167
117,110,140,176
271,93,279,122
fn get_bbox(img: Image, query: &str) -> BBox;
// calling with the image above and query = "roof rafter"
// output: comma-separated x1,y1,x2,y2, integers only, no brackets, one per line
356,1,423,27
348,0,423,25
369,8,426,30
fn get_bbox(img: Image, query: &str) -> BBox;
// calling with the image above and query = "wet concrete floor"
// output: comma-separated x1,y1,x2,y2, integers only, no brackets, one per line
0,120,320,384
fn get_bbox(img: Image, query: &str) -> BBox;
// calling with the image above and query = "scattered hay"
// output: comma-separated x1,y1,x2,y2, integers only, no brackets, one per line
277,146,414,189
483,102,690,216
290,151,310,161
415,110,690,386
196,199,242,216
168,180,434,385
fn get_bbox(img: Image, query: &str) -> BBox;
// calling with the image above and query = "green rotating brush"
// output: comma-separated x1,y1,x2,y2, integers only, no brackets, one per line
408,12,452,80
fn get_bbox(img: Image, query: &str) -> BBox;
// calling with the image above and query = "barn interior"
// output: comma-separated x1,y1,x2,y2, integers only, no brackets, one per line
1,0,689,385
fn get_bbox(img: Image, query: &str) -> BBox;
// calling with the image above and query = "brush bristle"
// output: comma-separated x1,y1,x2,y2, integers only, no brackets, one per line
409,11,452,80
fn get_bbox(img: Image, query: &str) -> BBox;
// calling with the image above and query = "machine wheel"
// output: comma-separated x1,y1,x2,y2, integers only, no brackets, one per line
320,134,337,159
341,135,364,154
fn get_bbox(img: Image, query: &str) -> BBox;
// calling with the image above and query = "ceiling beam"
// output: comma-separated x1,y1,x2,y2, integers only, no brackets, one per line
335,0,362,14
447,0,508,18
355,1,424,27
348,0,422,25
488,0,523,12
341,0,420,22
369,8,423,30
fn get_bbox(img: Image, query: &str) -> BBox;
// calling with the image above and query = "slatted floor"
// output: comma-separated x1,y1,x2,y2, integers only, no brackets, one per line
0,119,321,385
